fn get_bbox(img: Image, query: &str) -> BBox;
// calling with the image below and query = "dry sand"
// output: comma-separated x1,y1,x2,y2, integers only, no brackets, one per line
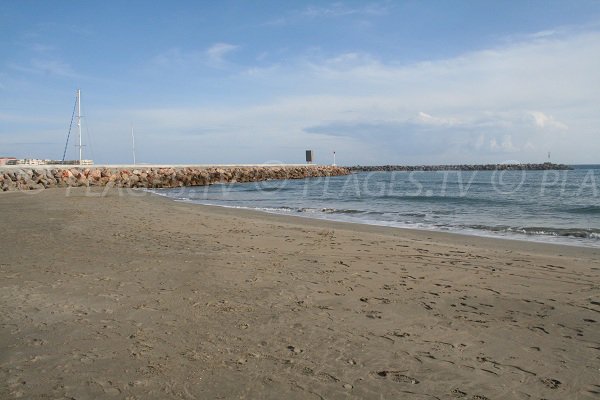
1,188,599,399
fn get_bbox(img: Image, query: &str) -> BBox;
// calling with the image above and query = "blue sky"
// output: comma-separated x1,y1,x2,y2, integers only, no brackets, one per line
1,1,600,165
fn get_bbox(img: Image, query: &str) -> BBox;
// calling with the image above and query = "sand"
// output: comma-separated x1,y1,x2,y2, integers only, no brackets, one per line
1,187,599,399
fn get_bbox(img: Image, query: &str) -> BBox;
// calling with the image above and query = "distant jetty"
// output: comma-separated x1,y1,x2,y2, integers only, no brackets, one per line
0,165,350,192
347,162,572,172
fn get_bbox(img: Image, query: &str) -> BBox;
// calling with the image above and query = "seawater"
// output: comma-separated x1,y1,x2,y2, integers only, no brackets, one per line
156,165,600,248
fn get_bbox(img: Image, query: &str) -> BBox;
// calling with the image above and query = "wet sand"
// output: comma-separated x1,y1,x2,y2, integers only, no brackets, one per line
1,188,599,399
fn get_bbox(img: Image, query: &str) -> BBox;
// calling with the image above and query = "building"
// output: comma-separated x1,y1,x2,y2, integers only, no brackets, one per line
9,158,47,165
0,157,17,166
305,150,314,164
2,158,94,166
47,159,94,166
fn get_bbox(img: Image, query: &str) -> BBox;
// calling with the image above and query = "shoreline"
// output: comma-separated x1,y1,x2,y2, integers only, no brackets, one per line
5,185,600,255
146,166,600,251
1,188,599,399
169,197,600,250
205,205,600,257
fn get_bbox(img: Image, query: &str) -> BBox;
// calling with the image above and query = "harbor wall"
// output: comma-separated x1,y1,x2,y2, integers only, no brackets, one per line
348,163,572,172
0,165,350,192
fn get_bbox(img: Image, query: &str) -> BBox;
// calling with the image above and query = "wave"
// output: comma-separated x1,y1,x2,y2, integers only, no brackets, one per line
399,212,428,218
465,224,600,240
237,186,295,193
376,194,518,207
296,207,378,215
284,208,599,239
560,205,600,214
286,207,600,241
318,208,366,214
195,185,295,194
291,209,600,242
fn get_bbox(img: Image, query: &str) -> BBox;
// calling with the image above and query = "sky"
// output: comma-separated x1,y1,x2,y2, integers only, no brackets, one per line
1,0,600,165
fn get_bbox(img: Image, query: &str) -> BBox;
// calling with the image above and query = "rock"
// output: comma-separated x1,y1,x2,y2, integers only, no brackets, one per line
129,174,140,185
27,182,44,190
89,169,102,181
2,180,16,191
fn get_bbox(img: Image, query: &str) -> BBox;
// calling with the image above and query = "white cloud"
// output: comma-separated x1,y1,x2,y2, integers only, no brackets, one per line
474,134,485,150
489,135,519,153
501,135,516,152
151,48,189,68
489,138,499,151
151,43,238,70
262,2,389,28
206,43,238,66
301,2,389,18
415,112,461,126
529,111,568,129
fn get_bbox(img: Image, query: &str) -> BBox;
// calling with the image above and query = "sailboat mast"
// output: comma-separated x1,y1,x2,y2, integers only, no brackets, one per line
77,89,82,164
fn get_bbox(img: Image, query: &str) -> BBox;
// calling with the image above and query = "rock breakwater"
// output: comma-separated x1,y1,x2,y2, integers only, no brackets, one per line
0,165,349,192
347,162,571,172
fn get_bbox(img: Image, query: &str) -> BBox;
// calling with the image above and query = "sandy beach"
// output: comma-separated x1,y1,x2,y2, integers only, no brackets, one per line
1,187,599,399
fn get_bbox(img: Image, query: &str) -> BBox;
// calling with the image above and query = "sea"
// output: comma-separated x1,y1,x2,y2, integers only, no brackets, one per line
155,165,600,248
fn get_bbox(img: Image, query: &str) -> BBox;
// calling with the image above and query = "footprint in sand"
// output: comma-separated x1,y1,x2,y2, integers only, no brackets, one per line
450,388,467,397
372,370,419,384
365,310,382,319
541,377,561,389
